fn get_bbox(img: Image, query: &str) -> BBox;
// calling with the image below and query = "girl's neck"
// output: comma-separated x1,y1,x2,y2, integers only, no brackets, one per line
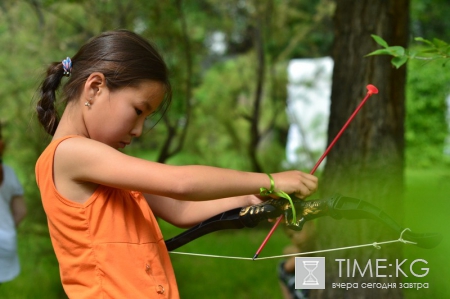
53,104,89,140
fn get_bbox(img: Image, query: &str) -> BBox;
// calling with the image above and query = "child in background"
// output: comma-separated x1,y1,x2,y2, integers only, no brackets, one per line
35,30,318,298
0,126,27,285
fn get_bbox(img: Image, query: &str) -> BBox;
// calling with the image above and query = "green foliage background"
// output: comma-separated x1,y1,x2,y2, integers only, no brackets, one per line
406,57,450,168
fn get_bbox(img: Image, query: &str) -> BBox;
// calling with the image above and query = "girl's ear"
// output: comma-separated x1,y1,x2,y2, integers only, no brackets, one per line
83,72,107,99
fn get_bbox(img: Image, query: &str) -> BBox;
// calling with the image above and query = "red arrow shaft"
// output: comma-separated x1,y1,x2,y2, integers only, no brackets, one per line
252,84,378,260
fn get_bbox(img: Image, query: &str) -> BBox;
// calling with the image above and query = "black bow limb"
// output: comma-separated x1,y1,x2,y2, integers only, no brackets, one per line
164,193,442,251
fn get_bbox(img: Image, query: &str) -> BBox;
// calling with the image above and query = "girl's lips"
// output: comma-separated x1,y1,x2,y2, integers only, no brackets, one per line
118,141,129,148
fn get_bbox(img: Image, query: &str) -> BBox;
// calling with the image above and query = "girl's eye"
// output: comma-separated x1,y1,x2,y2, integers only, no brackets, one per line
135,108,143,116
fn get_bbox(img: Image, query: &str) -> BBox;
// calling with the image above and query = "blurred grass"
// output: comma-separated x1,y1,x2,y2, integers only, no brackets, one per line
402,168,450,299
0,167,448,298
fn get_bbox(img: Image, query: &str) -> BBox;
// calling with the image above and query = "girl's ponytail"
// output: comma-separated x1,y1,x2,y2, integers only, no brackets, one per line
36,62,65,136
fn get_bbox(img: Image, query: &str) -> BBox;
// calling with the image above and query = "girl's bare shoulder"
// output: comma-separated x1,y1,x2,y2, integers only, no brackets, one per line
53,136,165,191
53,136,131,178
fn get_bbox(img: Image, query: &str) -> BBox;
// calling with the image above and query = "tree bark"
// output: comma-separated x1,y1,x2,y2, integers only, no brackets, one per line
248,18,265,172
312,1,409,298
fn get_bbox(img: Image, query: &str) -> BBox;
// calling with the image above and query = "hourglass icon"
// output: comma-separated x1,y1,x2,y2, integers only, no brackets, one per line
302,260,319,285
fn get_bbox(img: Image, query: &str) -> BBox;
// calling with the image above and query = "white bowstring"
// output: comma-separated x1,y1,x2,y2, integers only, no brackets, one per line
169,228,417,261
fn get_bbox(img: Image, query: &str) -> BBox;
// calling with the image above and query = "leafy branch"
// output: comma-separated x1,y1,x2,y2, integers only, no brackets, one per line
366,34,450,68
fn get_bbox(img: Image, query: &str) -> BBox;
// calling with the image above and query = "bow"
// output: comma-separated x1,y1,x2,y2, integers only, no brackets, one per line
164,193,442,252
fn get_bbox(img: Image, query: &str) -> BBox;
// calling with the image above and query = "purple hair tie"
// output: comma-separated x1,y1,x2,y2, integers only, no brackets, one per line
62,57,72,77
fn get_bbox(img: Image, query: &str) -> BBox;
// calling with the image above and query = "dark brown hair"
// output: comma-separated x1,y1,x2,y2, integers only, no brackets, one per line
36,30,172,135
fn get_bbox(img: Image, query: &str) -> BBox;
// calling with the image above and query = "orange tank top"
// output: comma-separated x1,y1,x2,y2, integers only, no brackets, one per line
35,136,179,298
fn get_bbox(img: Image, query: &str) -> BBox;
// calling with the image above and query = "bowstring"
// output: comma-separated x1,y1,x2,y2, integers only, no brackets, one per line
169,228,416,261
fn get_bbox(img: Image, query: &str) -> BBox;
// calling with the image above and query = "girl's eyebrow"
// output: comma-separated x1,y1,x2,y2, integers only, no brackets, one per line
139,100,153,112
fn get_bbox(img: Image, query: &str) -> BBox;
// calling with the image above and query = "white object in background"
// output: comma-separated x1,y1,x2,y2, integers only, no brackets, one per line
285,57,333,170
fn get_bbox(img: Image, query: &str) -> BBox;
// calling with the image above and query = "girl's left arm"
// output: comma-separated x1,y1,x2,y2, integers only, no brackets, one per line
144,193,263,228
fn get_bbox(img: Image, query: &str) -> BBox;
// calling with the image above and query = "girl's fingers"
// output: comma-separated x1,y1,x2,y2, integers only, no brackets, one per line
304,179,318,193
294,183,312,199
272,171,318,197
300,173,318,192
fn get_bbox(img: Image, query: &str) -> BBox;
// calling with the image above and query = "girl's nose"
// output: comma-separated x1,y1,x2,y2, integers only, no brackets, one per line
130,119,145,137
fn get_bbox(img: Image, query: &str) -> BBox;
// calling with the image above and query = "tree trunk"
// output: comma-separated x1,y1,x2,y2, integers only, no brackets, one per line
312,0,409,298
248,17,265,172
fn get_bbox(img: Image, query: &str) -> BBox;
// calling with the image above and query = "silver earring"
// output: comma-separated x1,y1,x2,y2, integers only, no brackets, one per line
85,98,92,108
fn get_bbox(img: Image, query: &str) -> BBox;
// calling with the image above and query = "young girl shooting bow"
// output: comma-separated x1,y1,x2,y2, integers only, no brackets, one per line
35,30,318,298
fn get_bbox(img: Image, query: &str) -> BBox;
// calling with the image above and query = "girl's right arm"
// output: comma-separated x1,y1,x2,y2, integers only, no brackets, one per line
54,137,318,204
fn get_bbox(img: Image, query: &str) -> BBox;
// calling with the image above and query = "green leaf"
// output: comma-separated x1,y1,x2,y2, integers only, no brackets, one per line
386,46,405,57
371,34,389,48
366,48,395,56
391,56,408,69
414,37,434,47
419,48,440,54
432,38,448,48
406,49,417,59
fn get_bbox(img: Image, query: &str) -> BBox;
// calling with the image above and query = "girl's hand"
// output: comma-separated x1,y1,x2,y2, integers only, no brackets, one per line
271,171,318,199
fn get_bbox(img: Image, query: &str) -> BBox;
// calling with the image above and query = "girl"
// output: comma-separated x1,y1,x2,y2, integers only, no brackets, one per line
35,30,318,299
